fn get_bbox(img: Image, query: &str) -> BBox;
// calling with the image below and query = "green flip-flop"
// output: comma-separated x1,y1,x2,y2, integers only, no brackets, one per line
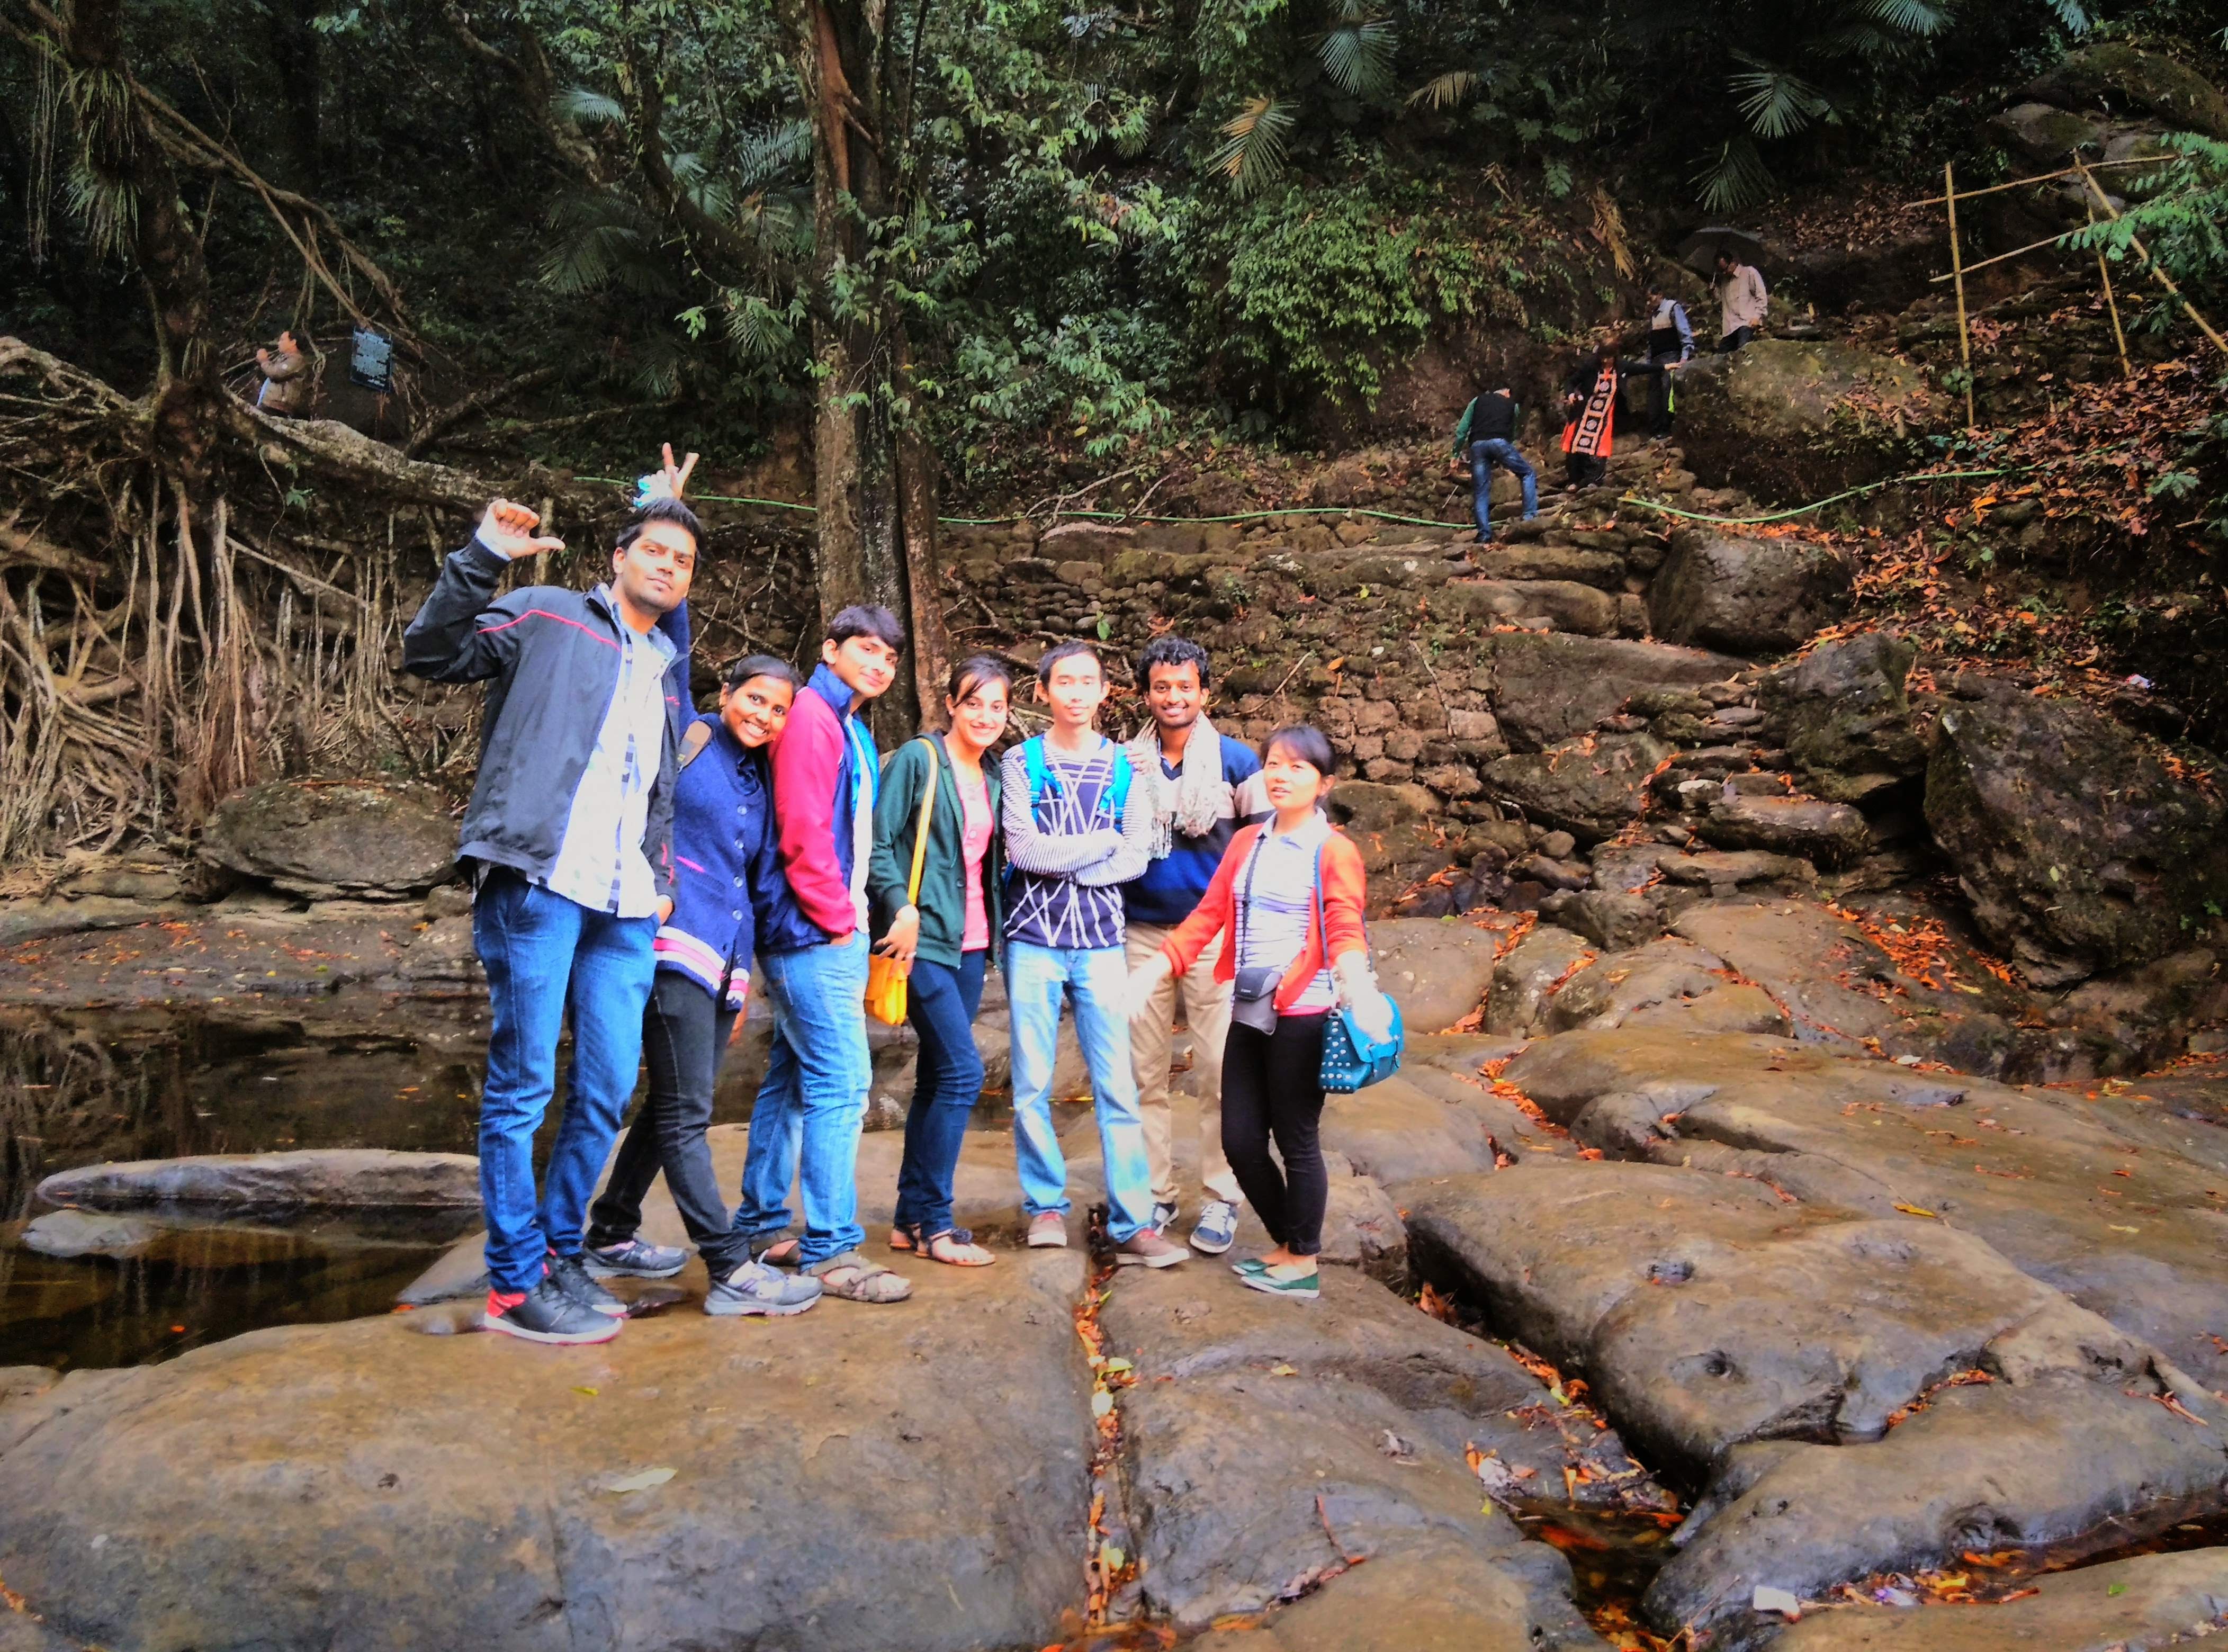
1241,1265,1320,1301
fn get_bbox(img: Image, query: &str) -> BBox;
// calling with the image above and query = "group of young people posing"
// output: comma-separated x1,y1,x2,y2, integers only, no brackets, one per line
404,476,1396,1347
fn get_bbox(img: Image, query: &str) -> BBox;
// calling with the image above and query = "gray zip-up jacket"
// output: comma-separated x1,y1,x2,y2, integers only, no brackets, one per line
402,535,684,903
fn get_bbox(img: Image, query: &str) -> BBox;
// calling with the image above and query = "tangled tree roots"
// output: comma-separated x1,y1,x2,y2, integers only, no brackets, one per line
0,336,584,860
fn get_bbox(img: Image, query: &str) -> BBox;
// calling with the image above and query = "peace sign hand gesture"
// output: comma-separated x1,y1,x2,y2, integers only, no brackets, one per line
475,498,566,561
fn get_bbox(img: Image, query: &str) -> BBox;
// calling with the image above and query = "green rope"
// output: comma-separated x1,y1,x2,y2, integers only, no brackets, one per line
1617,466,2032,526
569,477,1467,529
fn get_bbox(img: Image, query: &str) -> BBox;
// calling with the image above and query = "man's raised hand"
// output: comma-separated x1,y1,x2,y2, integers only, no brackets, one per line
659,442,699,500
476,498,565,561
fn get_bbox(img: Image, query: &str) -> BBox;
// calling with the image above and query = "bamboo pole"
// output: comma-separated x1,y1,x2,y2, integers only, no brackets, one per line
2088,200,2133,383
1902,154,2155,208
2072,160,2228,357
1945,161,1977,429
1927,227,2095,282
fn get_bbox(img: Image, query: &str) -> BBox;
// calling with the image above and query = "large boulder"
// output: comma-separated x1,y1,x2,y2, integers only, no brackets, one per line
1481,732,1673,842
1695,792,1871,868
1324,780,1451,911
1669,340,1939,506
1648,531,1854,657
1760,632,1928,804
198,778,457,899
1368,917,1503,1031
1487,632,1742,751
1925,696,2228,986
2022,43,2228,139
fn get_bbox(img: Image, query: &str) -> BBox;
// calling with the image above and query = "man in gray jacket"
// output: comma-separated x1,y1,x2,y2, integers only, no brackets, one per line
403,495,696,1344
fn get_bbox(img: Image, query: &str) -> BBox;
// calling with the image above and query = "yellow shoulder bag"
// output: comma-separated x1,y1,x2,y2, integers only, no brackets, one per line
865,739,938,1026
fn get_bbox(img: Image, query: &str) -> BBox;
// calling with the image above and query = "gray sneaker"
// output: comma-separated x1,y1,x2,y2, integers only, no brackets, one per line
704,1259,823,1317
1027,1212,1070,1249
1114,1229,1189,1268
585,1237,688,1279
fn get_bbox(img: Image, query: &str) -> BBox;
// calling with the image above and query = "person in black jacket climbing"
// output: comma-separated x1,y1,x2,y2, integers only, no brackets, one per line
1455,386,1537,543
402,489,697,1346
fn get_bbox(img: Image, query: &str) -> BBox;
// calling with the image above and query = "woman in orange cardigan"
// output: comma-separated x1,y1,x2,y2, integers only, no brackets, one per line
1126,725,1395,1301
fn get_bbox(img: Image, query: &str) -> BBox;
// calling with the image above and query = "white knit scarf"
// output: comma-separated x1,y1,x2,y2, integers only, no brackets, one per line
1126,714,1233,860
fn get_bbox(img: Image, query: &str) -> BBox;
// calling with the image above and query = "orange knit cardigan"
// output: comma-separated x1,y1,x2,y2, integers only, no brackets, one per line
1157,823,1371,1013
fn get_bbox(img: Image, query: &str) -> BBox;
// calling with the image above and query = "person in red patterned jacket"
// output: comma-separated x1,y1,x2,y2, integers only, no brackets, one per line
726,605,915,1304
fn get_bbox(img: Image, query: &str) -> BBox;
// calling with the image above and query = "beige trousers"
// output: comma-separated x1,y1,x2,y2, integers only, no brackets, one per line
1125,921,1241,1207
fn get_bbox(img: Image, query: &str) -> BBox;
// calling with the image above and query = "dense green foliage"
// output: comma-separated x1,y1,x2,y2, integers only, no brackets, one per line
2,0,2221,488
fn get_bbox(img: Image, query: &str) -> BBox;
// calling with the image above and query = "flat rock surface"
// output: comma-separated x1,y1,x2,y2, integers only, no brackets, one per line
1369,918,1503,1031
0,1247,1096,1652
1772,1548,2228,1650
198,778,457,899
1486,633,1742,752
1501,1028,2228,1390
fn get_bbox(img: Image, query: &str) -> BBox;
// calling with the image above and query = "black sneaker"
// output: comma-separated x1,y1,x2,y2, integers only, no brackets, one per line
481,1280,622,1344
546,1251,628,1317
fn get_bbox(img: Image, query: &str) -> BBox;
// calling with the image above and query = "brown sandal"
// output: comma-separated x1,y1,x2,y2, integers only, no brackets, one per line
804,1250,914,1303
756,1236,800,1267
919,1226,996,1268
888,1227,915,1253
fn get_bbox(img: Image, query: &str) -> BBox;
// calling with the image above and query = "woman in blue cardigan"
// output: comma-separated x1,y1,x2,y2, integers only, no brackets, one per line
583,655,825,1318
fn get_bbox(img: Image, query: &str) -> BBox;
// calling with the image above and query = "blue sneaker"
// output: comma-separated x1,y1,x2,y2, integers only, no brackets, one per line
1190,1199,1238,1255
705,1260,823,1317
585,1237,688,1279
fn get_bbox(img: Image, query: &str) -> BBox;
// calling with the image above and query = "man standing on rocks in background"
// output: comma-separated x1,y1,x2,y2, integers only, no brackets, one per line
1005,641,1189,1268
1455,385,1538,543
1122,636,1268,1254
729,605,915,1304
402,491,698,1345
1713,249,1767,354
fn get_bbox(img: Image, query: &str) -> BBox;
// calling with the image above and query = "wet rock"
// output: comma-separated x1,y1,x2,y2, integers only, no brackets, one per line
1669,342,1939,506
1772,1548,2228,1650
1486,926,1596,1035
17,1209,167,1259
1760,634,1928,804
1100,1265,1629,1646
197,778,458,900
1488,633,1744,752
0,1249,1094,1652
1369,918,1502,1031
1645,1376,2228,1649
1319,1076,1511,1184
39,1149,481,1212
1500,1028,2228,1389
1648,533,1854,657
1698,793,1870,869
389,914,481,986
0,896,193,949
1925,697,2228,986
1483,733,1674,843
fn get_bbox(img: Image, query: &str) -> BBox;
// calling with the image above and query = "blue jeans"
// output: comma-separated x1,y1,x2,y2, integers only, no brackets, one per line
730,937,872,1265
893,949,989,1238
471,872,658,1294
1007,941,1155,1243
1469,439,1538,539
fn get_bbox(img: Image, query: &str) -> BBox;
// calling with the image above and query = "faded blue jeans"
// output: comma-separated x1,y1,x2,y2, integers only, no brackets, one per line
893,948,990,1240
472,871,658,1294
729,935,873,1266
1469,438,1538,540
1007,940,1155,1243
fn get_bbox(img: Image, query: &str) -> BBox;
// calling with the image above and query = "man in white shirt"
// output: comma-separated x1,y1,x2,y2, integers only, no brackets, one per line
1714,250,1768,354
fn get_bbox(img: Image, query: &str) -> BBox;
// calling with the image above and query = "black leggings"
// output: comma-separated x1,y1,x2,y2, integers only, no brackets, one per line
1220,1014,1329,1257
587,971,749,1276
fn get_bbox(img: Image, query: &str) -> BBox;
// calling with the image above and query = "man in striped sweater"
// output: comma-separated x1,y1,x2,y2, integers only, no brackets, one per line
1003,642,1188,1267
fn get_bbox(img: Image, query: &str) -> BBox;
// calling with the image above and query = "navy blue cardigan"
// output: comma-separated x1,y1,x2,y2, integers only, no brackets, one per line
653,719,786,1006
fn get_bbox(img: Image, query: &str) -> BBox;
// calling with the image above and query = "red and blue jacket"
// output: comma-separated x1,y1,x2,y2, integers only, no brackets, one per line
756,662,879,954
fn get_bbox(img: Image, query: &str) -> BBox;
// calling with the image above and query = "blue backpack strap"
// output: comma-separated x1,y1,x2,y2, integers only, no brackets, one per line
1107,738,1132,820
1022,735,1052,811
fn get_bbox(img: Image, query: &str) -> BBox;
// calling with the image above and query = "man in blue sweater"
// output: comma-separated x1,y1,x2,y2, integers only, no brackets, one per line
1121,636,1267,1255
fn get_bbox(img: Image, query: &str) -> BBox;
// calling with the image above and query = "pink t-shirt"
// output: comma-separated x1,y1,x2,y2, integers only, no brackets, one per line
958,769,994,952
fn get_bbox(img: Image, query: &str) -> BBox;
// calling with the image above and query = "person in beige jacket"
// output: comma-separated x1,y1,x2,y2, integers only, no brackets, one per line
255,331,308,417
1712,252,1767,354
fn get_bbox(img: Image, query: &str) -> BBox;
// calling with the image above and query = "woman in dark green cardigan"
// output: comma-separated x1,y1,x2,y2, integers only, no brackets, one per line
867,656,1013,1265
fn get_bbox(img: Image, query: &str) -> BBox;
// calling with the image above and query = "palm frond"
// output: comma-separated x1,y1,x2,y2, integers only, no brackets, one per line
2047,0,2090,30
1728,52,1836,140
1209,96,1297,196
1406,69,1478,110
556,86,626,128
1317,15,1396,98
1591,186,1634,280
1693,133,1775,213
1855,0,1950,36
733,119,812,190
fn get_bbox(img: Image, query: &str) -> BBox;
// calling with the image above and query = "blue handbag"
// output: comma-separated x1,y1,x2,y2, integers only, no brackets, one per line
1310,845,1404,1093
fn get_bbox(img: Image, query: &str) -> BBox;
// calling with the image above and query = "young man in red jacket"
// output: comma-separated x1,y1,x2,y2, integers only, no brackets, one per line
727,606,914,1303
